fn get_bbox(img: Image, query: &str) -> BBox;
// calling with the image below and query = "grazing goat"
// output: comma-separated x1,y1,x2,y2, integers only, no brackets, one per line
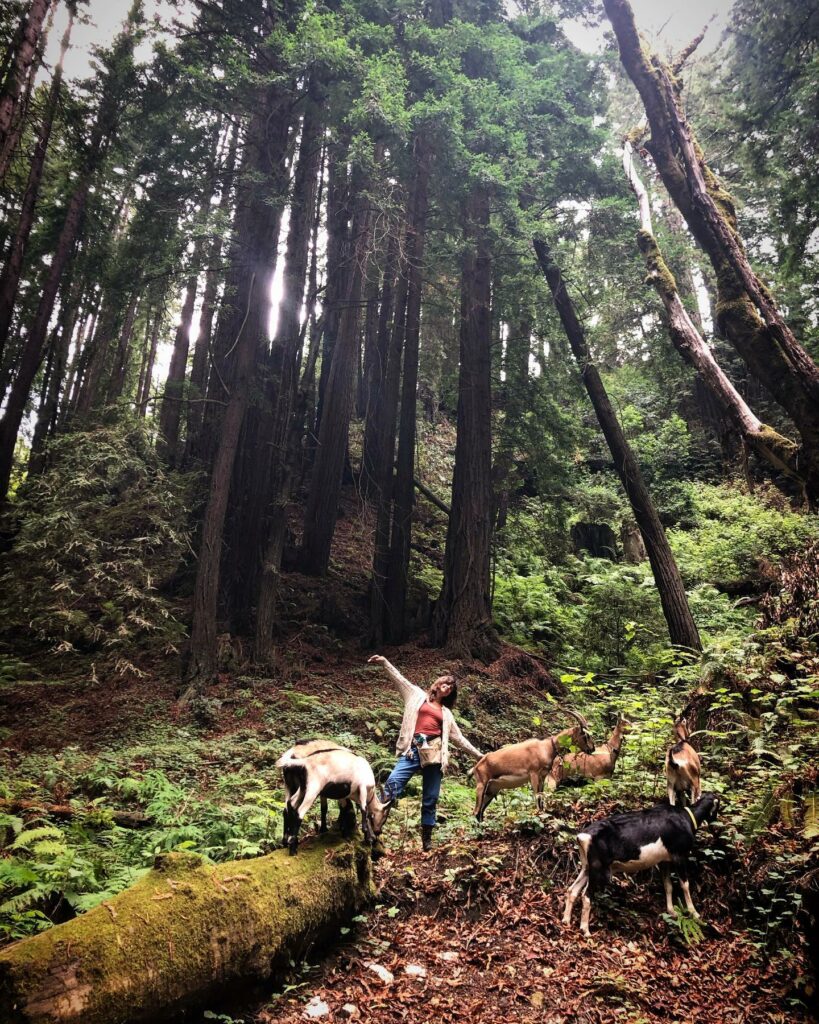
563,793,720,936
276,740,393,855
471,711,594,821
665,717,701,806
548,715,632,788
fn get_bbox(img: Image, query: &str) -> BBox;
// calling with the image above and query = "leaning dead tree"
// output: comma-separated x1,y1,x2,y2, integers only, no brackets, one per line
604,0,819,502
622,142,806,493
534,238,701,654
0,837,373,1024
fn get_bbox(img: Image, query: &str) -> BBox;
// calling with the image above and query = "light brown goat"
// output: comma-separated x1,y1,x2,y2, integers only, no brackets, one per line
471,711,593,820
548,715,633,788
665,718,701,806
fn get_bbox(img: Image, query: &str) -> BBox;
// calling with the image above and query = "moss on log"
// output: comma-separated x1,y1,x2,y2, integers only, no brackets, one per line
0,835,374,1024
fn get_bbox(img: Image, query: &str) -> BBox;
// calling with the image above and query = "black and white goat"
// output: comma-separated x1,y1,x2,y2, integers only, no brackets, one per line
276,739,393,855
563,793,720,936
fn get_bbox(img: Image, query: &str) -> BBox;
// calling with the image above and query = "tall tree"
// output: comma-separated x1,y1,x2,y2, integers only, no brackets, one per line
603,0,819,502
0,5,72,360
0,0,52,182
432,189,499,659
0,1,142,498
535,238,702,654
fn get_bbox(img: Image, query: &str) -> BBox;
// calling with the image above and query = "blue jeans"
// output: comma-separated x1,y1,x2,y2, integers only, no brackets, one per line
383,745,443,827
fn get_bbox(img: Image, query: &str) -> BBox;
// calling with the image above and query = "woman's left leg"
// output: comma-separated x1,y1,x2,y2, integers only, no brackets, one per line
420,764,443,850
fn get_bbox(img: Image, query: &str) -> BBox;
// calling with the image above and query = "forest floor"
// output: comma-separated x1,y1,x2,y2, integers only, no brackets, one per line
1,638,816,1024
1,488,818,1022
258,827,808,1024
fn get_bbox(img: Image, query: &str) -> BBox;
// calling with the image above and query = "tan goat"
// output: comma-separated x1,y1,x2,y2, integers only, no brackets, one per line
471,711,594,820
548,715,632,788
665,718,701,806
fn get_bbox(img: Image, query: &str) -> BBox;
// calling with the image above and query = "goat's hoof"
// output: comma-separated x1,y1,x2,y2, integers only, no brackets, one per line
580,929,591,939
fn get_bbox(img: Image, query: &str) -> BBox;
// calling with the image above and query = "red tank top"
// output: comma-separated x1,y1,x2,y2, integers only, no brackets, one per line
414,700,443,737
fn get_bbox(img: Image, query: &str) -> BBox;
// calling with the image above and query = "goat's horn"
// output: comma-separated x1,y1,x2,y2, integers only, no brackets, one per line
565,708,589,727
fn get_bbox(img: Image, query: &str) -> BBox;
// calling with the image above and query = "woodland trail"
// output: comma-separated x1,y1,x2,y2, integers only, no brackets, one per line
256,830,812,1024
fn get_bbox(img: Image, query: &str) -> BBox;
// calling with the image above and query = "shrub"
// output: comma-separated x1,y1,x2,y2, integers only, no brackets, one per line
669,484,818,592
0,422,190,659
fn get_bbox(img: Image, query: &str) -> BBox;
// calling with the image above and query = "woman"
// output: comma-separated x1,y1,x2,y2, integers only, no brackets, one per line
368,654,483,851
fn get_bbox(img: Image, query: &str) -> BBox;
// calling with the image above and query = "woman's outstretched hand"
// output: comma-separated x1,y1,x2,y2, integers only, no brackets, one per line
367,654,387,666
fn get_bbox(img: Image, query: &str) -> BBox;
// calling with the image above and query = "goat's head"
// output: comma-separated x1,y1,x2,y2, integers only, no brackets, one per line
565,709,594,753
365,787,394,836
695,791,720,825
615,715,634,735
674,717,691,742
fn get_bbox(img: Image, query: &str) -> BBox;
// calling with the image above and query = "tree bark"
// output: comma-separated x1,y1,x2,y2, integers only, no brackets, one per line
0,8,71,362
360,232,400,500
105,291,139,404
623,142,807,492
603,0,819,500
534,238,702,653
432,188,499,661
27,280,82,476
186,86,292,689
0,177,87,498
0,0,52,183
137,308,161,416
369,256,408,646
385,141,430,641
184,122,240,466
0,838,373,1024
254,92,324,661
299,185,371,576
158,229,207,463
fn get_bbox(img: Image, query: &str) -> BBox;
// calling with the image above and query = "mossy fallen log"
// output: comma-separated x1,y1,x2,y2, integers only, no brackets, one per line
0,834,374,1024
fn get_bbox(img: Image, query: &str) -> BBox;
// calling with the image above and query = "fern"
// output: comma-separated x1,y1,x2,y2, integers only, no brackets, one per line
10,825,63,850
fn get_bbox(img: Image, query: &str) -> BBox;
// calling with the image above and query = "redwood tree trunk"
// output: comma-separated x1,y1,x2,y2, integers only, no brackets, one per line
369,259,408,645
535,238,701,653
603,0,819,500
0,176,87,499
623,143,807,493
0,0,51,182
0,8,70,361
432,188,499,660
254,91,324,660
185,90,292,691
184,122,240,465
361,232,399,500
158,230,207,463
384,140,430,641
299,187,371,576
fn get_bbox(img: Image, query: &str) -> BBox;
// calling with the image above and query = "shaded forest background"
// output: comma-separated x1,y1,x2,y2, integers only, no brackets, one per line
0,0,818,1019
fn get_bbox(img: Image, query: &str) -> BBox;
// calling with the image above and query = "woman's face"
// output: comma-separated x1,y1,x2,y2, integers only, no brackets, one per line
429,676,453,702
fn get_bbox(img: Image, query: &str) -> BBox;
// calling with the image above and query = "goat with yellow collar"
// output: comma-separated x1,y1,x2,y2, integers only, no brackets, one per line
563,793,720,937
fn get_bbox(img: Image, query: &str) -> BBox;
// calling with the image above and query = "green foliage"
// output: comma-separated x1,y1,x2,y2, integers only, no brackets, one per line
669,485,818,591
0,422,191,658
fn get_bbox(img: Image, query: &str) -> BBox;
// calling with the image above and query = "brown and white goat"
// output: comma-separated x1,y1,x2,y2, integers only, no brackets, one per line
471,711,594,820
665,718,701,806
549,715,633,789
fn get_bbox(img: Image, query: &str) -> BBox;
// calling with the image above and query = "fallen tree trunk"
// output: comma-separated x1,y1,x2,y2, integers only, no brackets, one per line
0,799,150,827
0,835,374,1024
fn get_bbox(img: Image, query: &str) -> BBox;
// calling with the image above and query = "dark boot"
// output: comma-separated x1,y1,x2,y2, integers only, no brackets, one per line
421,824,434,852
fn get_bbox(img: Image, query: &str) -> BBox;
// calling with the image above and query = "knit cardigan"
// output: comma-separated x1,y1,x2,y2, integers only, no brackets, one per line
382,660,483,772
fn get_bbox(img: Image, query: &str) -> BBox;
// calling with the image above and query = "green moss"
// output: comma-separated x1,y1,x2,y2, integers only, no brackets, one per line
0,837,373,1024
637,230,678,300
